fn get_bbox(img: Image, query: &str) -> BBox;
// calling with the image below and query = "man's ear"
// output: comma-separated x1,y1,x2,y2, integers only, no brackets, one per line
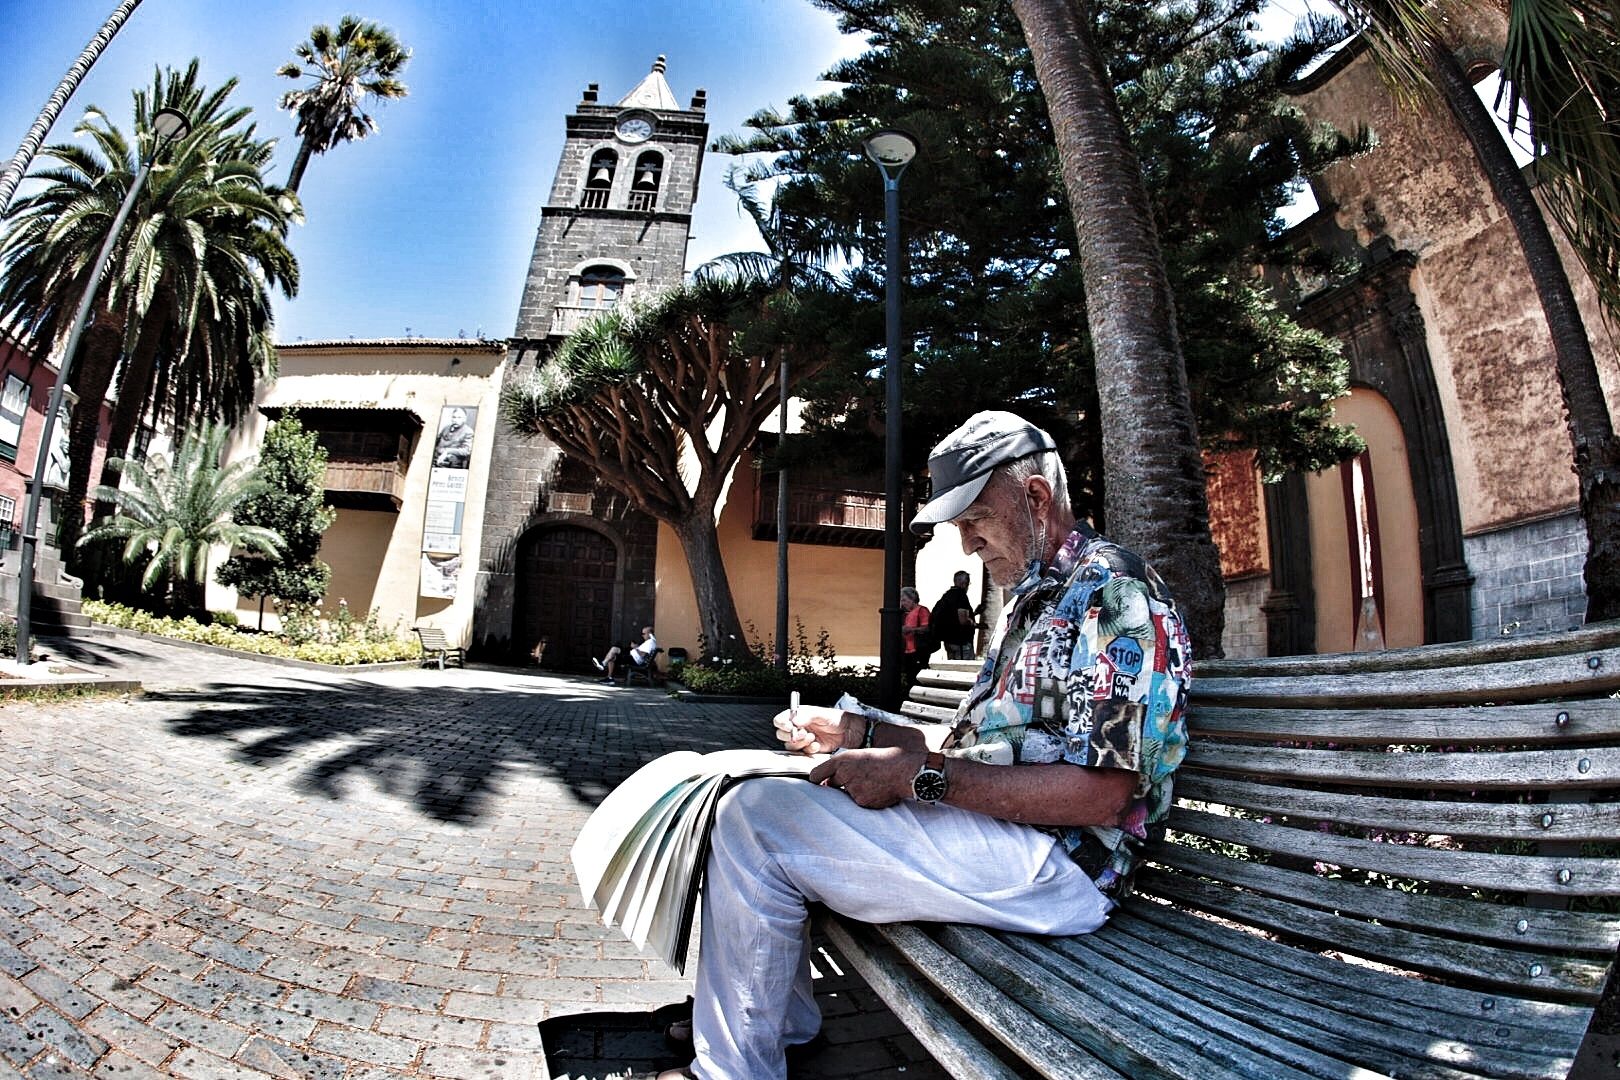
1026,475,1054,519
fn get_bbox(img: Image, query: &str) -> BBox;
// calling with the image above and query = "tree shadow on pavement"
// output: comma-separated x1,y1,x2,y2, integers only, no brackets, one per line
153,676,778,824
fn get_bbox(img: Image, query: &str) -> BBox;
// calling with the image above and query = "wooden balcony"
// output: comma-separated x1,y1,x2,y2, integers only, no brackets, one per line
754,475,887,548
324,459,408,511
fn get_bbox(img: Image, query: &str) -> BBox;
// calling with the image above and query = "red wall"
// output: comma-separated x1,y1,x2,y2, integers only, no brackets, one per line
0,336,112,533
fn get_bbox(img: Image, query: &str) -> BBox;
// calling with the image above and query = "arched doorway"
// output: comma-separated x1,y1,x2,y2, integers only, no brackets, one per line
515,524,618,671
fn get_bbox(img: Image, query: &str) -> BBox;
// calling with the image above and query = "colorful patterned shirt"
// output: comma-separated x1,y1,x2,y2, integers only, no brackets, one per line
945,523,1193,897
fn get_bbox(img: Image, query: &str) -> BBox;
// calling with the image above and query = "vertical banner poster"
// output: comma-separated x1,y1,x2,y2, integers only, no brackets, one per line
0,375,28,461
420,405,476,598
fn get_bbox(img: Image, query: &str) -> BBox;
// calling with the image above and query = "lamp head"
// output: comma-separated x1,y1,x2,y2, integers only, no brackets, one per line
150,108,192,143
863,128,919,179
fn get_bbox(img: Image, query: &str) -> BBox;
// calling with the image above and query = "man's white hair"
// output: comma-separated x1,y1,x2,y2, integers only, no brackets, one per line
996,448,1073,522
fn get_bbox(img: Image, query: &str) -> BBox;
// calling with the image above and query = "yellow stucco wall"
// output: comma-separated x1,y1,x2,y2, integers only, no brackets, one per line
652,459,982,665
1306,389,1425,654
211,340,506,646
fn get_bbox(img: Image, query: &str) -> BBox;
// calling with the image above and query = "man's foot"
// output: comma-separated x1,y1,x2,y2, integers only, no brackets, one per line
593,657,605,671
600,677,617,685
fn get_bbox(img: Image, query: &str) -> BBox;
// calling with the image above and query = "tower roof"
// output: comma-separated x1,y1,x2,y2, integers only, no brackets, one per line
616,55,680,111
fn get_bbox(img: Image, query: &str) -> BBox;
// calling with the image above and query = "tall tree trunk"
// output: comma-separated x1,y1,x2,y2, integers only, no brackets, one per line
1425,42,1620,622
59,315,124,565
285,134,316,195
1009,0,1227,658
672,500,749,662
95,310,167,522
0,0,147,215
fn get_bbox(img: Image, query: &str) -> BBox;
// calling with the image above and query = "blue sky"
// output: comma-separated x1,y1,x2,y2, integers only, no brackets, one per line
0,0,861,344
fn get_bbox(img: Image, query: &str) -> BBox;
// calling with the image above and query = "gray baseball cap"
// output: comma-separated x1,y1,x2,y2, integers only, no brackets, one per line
910,411,1057,533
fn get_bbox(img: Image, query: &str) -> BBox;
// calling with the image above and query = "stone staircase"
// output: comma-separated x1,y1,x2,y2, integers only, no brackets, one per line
0,538,91,636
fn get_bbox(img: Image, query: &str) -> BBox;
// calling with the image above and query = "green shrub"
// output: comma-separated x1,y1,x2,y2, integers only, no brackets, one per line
0,615,16,659
208,609,240,628
84,599,419,665
680,620,879,705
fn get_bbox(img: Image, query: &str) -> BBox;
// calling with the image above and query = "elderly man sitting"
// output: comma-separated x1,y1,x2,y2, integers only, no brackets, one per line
644,411,1193,1080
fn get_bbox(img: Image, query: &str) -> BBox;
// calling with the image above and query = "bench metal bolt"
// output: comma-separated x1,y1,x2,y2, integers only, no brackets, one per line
1516,918,1529,934
1529,963,1544,978
1555,710,1570,726
1588,656,1603,670
1577,758,1591,774
1541,812,1555,828
1557,868,1573,884
1481,998,1496,1011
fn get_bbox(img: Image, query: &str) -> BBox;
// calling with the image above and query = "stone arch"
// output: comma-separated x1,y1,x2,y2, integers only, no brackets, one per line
513,514,627,671
1267,242,1472,652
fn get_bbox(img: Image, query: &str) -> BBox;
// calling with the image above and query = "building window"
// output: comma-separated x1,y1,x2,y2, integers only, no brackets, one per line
0,374,28,464
581,149,617,210
578,266,626,310
628,151,663,212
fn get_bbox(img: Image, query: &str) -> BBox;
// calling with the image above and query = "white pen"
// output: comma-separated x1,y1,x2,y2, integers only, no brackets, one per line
789,691,802,742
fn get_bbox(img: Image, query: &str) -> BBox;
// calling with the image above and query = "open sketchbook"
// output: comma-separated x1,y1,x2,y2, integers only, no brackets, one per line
571,749,826,974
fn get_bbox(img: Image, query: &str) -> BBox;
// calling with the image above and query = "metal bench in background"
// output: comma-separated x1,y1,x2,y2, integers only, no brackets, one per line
818,622,1620,1079
412,626,466,670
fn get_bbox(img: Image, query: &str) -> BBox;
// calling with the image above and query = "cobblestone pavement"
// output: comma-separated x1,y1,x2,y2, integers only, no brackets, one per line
0,633,953,1080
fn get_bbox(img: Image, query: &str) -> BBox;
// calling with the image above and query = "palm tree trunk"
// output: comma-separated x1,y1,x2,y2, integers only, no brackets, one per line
1426,42,1620,622
285,134,316,195
60,315,124,564
0,0,147,216
1009,0,1227,657
672,502,749,662
96,311,167,521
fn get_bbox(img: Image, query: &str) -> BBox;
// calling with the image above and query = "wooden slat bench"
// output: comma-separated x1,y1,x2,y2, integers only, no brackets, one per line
412,626,466,670
816,622,1620,1079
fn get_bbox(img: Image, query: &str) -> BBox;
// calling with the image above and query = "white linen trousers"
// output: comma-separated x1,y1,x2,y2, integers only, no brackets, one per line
689,775,1113,1079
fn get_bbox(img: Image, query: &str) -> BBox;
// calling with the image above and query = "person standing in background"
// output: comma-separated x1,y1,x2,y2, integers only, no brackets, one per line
932,570,977,660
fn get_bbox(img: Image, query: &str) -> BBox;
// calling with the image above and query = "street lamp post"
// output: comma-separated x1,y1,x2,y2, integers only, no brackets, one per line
864,128,917,711
13,106,191,664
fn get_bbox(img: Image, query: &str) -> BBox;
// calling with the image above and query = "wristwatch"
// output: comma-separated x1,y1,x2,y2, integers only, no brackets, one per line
911,752,949,804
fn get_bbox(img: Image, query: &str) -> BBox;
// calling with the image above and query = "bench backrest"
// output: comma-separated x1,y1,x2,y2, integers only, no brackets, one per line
414,626,455,650
905,622,1620,1011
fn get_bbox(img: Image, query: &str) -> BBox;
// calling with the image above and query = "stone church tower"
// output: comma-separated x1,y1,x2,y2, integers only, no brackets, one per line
472,57,707,667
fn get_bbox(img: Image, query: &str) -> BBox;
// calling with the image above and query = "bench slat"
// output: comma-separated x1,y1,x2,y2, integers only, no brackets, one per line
1174,774,1620,843
1140,871,1612,999
898,700,958,724
1193,646,1620,707
1167,806,1620,897
1116,902,1592,1038
1002,931,1454,1079
935,925,1355,1079
1188,699,1620,745
1106,906,1582,1056
813,916,1035,1080
1148,843,1620,953
1194,621,1620,679
1183,744,1620,790
1066,923,1575,1079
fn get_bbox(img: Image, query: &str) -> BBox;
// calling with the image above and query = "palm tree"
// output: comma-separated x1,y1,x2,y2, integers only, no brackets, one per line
80,421,283,615
1007,0,1228,657
1330,0,1619,620
0,62,296,561
277,15,411,194
0,0,148,216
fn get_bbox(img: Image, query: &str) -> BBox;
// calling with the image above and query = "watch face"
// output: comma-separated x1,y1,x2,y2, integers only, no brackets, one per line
616,115,654,142
912,766,948,804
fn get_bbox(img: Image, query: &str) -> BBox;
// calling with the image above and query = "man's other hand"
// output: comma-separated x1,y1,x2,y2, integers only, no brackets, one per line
772,705,858,756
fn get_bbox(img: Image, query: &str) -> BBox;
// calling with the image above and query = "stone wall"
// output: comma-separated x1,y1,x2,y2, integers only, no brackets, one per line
1465,512,1588,638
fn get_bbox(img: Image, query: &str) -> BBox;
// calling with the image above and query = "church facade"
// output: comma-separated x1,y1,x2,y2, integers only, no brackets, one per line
470,58,710,670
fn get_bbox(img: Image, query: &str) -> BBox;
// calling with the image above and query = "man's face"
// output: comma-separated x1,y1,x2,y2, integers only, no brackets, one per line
952,475,1033,588
954,573,970,589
